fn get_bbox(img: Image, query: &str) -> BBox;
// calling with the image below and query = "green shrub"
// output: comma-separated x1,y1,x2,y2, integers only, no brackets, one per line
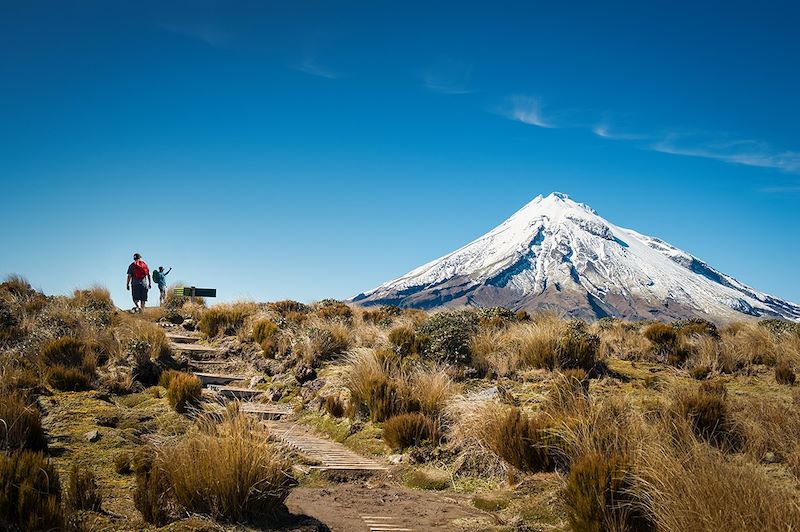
166,372,203,414
388,325,417,356
485,407,559,472
673,318,719,339
415,311,479,365
565,452,653,532
555,321,599,371
476,306,517,328
312,300,353,322
0,450,63,531
0,393,47,452
382,412,441,451
775,360,796,385
267,300,309,315
67,464,102,511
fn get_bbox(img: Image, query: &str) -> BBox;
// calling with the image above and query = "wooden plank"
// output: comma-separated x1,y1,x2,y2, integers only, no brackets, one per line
192,372,247,385
165,333,199,343
169,342,221,353
206,385,264,399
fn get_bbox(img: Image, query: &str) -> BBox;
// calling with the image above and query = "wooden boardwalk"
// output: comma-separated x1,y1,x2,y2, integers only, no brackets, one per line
192,372,247,385
264,421,387,472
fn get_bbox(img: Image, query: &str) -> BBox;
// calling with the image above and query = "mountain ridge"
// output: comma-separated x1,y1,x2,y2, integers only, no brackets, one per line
351,193,800,322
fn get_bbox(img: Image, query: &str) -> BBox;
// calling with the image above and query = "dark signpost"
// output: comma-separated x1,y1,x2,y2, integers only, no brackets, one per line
173,286,217,303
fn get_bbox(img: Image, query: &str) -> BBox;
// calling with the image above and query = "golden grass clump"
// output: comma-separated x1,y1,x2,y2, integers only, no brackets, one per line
40,336,97,391
0,393,47,452
565,451,653,532
411,366,458,416
252,318,280,357
165,372,203,414
673,381,740,450
0,450,63,531
382,412,441,451
775,359,796,385
342,348,417,421
733,395,800,464
324,395,346,418
297,321,352,364
198,302,258,337
640,443,800,531
155,410,295,521
388,324,417,356
66,464,103,512
481,406,560,472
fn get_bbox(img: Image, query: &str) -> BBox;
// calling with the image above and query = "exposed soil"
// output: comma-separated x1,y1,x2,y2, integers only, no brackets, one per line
286,480,493,531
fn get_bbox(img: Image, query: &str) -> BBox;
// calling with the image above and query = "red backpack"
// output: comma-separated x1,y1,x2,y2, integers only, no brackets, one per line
130,260,149,281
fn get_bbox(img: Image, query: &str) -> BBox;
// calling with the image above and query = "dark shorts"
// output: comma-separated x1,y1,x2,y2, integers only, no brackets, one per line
132,282,148,302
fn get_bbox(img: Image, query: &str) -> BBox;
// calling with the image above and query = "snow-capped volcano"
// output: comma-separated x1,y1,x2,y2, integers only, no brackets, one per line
351,192,800,321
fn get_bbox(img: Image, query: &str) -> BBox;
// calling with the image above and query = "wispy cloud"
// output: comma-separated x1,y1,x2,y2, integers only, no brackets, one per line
421,57,473,95
591,124,646,141
651,136,800,173
504,96,556,128
500,94,800,174
295,58,341,79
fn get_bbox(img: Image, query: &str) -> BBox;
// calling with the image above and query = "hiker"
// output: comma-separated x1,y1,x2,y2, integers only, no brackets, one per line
153,266,172,305
126,253,151,312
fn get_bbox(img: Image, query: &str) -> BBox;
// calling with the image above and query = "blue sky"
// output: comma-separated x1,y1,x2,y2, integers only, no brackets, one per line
1,1,799,307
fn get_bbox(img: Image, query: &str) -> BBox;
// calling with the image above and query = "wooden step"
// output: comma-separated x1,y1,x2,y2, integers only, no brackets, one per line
192,372,247,386
166,333,199,343
240,402,293,420
264,421,387,472
169,342,221,353
205,385,264,400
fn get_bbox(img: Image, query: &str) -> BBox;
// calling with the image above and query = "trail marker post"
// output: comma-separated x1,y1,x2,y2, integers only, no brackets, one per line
173,286,217,303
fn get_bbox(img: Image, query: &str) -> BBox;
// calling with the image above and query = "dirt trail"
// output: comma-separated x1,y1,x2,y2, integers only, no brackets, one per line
286,482,489,532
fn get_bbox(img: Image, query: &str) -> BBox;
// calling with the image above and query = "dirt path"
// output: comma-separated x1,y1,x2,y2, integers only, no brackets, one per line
286,481,490,532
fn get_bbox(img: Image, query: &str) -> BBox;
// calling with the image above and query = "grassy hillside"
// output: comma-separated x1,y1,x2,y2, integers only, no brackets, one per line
2,274,799,531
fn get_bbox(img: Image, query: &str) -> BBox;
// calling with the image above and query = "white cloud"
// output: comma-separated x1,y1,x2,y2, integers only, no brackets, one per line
591,124,646,141
505,96,555,128
651,136,800,173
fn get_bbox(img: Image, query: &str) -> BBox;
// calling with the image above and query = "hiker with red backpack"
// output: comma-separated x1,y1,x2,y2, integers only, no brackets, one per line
126,253,151,312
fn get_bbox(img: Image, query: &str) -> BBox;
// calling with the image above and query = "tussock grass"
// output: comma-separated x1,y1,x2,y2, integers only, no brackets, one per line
67,464,103,512
156,409,295,521
0,450,63,531
565,451,653,532
198,302,258,337
480,406,560,472
382,412,441,451
0,393,47,452
640,443,800,531
165,372,203,414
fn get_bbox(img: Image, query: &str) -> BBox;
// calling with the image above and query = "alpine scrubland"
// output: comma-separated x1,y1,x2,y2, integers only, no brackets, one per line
2,274,800,531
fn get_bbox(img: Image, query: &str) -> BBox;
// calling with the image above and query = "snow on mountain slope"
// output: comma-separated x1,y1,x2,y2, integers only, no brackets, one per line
351,193,800,322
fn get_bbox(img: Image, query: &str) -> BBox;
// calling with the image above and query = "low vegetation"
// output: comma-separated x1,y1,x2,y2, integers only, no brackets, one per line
2,274,800,530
